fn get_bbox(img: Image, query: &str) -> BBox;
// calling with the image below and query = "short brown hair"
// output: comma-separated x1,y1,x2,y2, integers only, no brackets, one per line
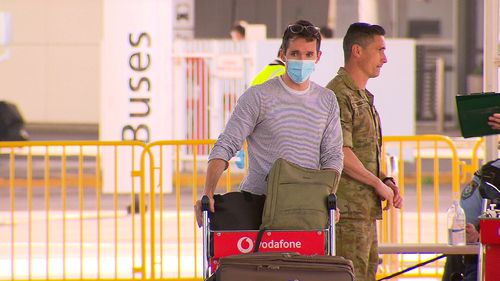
343,22,385,62
281,19,321,54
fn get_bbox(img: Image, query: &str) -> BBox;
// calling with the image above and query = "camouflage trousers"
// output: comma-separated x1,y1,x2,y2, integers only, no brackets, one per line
336,218,378,281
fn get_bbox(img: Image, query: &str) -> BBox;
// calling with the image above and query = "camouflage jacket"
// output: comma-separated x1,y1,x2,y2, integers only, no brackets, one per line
325,67,383,220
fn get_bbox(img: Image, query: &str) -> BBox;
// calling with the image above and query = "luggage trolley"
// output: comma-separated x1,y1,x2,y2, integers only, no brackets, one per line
201,194,338,279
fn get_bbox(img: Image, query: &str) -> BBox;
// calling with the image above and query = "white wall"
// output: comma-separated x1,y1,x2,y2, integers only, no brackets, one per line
0,0,101,124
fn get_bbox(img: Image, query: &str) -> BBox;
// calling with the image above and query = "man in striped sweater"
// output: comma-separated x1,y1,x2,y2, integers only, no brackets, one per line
195,19,344,226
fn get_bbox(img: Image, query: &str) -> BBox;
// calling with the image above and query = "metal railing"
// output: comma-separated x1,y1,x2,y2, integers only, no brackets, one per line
0,136,488,281
377,135,461,279
0,141,147,281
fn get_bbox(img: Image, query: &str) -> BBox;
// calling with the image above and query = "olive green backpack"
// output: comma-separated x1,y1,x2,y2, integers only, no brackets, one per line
260,158,339,230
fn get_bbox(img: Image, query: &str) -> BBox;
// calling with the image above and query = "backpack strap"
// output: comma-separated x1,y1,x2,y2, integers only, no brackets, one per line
253,228,266,253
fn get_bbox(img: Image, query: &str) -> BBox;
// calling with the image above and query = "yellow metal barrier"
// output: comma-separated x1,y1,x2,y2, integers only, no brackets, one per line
0,141,147,281
377,135,461,279
1,136,483,281
139,140,247,281
141,136,465,280
456,138,485,184
470,137,485,171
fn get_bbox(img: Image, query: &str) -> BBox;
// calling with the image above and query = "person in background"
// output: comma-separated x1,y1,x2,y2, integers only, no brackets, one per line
194,19,344,227
250,50,285,86
443,157,500,281
320,25,334,38
325,22,403,281
230,21,246,41
442,170,482,281
488,113,500,130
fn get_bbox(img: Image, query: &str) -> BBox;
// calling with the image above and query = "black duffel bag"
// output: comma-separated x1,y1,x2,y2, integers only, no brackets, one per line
209,191,265,231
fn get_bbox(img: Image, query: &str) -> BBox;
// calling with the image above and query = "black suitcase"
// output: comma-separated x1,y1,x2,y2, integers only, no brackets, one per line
0,101,29,141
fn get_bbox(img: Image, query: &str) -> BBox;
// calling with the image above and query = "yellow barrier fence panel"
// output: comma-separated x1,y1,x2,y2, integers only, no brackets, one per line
0,141,147,281
3,136,482,281
141,136,468,281
377,135,461,280
141,140,247,281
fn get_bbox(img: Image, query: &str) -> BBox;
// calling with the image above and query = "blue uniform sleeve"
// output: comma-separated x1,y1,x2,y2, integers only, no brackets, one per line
460,174,483,228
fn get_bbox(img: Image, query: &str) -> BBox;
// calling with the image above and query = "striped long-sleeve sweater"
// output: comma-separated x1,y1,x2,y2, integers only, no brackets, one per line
209,76,344,195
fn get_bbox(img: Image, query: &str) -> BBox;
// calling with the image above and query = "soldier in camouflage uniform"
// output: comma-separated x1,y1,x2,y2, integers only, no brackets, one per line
325,23,403,281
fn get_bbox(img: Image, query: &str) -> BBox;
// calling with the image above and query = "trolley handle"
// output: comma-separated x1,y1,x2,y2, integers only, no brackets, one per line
327,193,337,256
327,193,337,211
201,195,211,212
201,195,211,279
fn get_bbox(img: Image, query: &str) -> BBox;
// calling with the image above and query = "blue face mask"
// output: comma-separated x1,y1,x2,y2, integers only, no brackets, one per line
286,59,316,84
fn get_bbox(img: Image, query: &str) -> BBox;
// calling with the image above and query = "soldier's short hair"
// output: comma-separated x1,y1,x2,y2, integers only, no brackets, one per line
343,22,385,63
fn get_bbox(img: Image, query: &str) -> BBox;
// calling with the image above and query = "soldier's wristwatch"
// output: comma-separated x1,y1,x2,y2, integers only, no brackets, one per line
382,177,396,185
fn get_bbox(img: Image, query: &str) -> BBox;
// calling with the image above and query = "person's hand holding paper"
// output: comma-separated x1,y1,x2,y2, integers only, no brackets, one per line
456,93,500,137
488,113,500,130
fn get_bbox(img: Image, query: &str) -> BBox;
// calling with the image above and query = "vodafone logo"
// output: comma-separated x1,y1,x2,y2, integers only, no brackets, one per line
237,237,254,253
235,236,303,253
260,239,302,249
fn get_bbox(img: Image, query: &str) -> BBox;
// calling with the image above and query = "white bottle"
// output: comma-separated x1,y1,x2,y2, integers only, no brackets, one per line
447,200,466,246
